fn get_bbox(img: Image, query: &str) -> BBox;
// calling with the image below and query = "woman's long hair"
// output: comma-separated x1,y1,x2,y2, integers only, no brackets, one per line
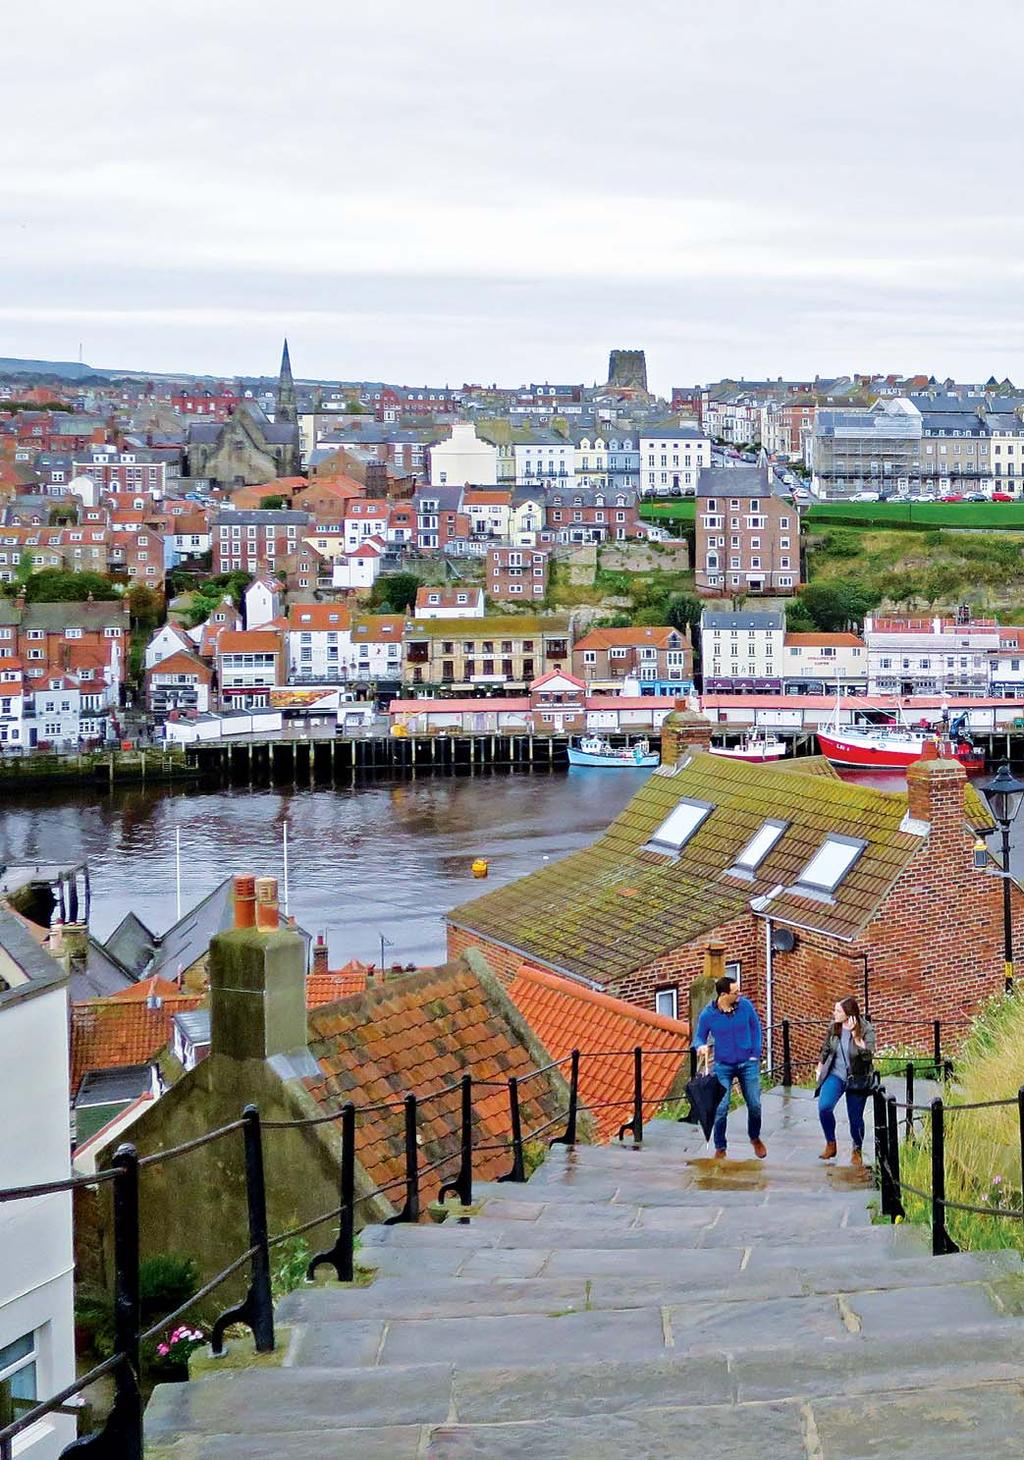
833,995,863,1040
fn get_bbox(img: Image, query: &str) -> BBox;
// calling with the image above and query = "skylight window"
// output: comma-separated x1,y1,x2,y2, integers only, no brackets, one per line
794,835,866,895
644,798,714,855
729,819,788,877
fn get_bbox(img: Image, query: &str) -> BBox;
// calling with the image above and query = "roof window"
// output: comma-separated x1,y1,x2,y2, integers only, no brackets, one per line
729,819,788,877
644,798,713,856
794,835,866,896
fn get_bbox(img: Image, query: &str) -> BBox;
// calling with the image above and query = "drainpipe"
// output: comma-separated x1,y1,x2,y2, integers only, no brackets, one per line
765,916,774,1079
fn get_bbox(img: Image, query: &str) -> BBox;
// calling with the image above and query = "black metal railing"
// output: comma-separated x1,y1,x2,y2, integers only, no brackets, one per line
773,1016,964,1090
0,1017,972,1458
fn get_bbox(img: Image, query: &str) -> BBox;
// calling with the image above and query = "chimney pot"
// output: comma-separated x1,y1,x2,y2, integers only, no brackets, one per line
312,934,328,974
234,874,256,928
254,876,279,931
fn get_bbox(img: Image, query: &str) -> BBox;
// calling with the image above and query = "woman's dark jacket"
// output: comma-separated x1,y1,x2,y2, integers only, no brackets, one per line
817,1018,876,1091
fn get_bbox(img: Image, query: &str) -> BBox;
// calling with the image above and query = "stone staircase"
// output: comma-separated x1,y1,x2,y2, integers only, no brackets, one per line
147,1088,1024,1458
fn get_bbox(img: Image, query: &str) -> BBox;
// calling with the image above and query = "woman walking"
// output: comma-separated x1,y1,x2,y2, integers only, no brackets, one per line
816,997,875,1164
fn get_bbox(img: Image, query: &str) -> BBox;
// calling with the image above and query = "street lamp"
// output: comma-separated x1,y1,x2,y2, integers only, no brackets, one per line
979,761,1024,991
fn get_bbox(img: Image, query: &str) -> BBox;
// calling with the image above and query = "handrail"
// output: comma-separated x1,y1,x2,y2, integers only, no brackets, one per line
0,1018,981,1458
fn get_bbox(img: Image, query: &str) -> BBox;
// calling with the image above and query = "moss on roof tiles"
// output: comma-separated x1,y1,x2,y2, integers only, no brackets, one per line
448,751,950,985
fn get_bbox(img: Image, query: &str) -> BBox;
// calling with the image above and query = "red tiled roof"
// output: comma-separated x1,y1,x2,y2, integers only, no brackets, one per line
783,633,864,648
107,975,184,1002
306,963,372,1006
304,963,565,1193
574,626,681,650
508,965,690,1139
287,603,352,631
217,630,283,654
70,995,203,1094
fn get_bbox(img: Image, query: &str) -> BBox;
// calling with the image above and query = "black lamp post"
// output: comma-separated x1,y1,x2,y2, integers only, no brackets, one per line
979,761,1024,992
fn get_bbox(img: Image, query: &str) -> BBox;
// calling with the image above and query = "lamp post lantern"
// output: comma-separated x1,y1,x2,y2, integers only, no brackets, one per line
979,761,1024,992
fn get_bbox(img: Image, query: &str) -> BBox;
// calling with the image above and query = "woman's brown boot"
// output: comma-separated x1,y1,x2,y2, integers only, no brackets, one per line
851,1148,864,1167
819,1141,837,1160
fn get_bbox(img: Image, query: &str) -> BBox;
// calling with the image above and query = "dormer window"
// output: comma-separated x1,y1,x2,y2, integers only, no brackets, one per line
728,819,788,877
643,799,714,856
794,835,866,896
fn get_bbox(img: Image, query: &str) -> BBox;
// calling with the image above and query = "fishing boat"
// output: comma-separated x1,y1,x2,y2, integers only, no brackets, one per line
817,708,984,772
567,735,660,768
709,730,788,764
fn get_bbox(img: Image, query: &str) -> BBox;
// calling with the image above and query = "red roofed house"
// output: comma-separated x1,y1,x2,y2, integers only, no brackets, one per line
216,629,285,710
414,585,485,619
782,632,867,691
507,963,690,1139
572,625,693,696
286,602,352,681
488,545,550,603
342,498,390,552
144,649,214,718
0,655,25,748
331,535,385,591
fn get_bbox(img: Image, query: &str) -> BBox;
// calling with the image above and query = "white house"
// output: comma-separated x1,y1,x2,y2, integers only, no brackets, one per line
513,436,574,486
700,609,786,688
429,423,498,487
286,604,352,682
30,681,82,749
143,623,194,672
990,629,1024,698
0,909,77,1457
0,658,25,749
864,613,1002,698
413,586,485,619
639,428,711,497
345,614,404,684
244,575,282,630
782,633,867,690
341,500,390,553
331,538,384,591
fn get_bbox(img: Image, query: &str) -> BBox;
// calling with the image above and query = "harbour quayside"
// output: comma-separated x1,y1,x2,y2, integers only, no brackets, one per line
567,735,660,768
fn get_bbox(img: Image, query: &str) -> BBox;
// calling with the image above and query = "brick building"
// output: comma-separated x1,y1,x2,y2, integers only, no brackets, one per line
695,464,800,596
447,712,1019,1067
544,487,642,544
212,509,310,575
487,546,550,603
572,625,693,696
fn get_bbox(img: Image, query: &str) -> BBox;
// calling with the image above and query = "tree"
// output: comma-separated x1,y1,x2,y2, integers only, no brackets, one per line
125,583,163,632
24,569,119,602
48,504,78,526
259,494,286,510
792,578,880,633
369,572,420,613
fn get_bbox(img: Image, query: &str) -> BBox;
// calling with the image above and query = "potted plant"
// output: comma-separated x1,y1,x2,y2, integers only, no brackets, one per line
149,1325,206,1383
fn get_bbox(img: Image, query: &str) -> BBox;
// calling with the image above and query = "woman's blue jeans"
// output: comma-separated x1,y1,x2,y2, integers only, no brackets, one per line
818,1072,868,1149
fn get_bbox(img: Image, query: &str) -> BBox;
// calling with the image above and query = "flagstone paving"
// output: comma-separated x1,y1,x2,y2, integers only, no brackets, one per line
146,1088,1024,1458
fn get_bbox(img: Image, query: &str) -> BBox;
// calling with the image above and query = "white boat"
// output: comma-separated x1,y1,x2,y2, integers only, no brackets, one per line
567,735,660,768
710,730,787,763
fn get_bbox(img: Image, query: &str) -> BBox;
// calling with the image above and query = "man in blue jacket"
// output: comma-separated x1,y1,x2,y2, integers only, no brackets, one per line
694,973,766,1160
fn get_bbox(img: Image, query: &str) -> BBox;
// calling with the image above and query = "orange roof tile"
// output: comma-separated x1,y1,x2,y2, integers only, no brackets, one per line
217,630,283,654
508,965,691,1139
287,604,352,631
306,965,371,1006
783,633,864,648
107,975,184,1002
574,626,682,651
71,995,203,1094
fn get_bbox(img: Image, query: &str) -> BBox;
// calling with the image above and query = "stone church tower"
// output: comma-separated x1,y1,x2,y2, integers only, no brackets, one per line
186,340,301,488
276,338,297,426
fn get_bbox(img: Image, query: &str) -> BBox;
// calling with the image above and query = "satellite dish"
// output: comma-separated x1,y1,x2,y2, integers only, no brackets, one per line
771,926,797,954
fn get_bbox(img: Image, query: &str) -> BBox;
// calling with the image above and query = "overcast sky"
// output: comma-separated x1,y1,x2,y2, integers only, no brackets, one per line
4,1,1024,390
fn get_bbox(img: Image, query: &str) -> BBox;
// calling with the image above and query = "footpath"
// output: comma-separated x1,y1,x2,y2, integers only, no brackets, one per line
147,1087,1024,1458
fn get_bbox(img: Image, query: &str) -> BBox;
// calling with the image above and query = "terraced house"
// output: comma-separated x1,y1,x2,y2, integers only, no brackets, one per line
447,713,1021,1058
402,615,571,691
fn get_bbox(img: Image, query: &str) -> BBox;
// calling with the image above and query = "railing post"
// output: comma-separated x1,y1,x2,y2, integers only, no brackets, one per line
618,1047,644,1145
873,1087,892,1217
387,1093,420,1224
212,1105,275,1355
904,1062,915,1144
782,1019,793,1088
498,1076,526,1182
930,1096,958,1255
439,1074,473,1207
308,1101,356,1282
933,1020,942,1080
689,1045,698,1081
551,1049,579,1147
886,1095,904,1220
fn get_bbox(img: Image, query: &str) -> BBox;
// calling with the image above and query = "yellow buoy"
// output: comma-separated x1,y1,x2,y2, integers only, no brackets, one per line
472,858,489,878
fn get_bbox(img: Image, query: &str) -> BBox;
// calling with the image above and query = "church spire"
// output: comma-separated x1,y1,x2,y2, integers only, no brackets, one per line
276,338,297,425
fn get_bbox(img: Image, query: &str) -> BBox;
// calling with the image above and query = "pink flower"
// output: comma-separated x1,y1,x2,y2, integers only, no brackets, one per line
157,1344,169,1357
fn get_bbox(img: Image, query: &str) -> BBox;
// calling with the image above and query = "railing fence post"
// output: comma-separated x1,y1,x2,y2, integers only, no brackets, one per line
930,1096,959,1255
904,1062,915,1144
873,1087,892,1217
618,1047,644,1145
933,1020,942,1081
551,1049,579,1147
782,1019,793,1088
385,1093,420,1225
439,1074,473,1207
212,1105,275,1355
308,1101,356,1282
498,1076,526,1182
886,1095,904,1220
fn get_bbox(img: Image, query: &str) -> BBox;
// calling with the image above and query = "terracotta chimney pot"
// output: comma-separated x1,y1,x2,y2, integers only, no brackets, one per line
254,876,279,931
234,874,256,928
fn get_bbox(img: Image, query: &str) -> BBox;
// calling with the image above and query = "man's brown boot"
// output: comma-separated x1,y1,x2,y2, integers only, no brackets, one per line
819,1142,838,1160
751,1139,767,1159
851,1148,864,1167
713,1148,727,1160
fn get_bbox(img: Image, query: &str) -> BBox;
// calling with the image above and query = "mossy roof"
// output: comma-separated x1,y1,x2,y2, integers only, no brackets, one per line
448,751,986,986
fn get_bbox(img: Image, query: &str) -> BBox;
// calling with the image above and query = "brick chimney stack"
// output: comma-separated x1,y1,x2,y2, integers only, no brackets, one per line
905,744,967,835
210,871,307,1062
312,934,329,975
660,709,713,767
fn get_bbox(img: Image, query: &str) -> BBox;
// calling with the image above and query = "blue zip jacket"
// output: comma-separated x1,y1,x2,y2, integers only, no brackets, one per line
694,997,763,1065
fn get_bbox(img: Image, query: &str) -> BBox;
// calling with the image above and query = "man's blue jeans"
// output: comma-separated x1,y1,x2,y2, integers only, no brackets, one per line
712,1059,762,1151
818,1073,868,1149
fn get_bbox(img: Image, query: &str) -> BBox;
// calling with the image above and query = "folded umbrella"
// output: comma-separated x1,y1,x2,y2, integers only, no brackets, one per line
682,1070,726,1141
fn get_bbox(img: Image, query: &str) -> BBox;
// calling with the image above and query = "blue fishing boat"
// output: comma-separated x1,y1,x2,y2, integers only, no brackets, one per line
567,735,659,768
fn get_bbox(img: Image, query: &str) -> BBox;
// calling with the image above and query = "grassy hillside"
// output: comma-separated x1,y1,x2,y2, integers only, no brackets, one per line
809,527,1024,617
639,499,1024,531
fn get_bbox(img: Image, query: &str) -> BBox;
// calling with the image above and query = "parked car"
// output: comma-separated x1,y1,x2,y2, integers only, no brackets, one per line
907,492,936,503
992,492,1015,502
848,491,881,502
965,492,988,502
938,494,965,503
